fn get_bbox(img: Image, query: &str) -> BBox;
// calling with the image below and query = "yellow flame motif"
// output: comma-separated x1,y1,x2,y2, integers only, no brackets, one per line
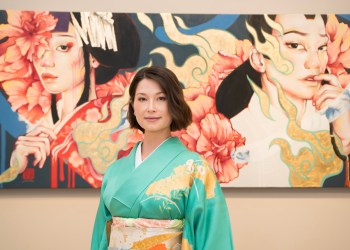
72,87,133,174
248,76,273,120
0,158,20,184
138,13,238,88
246,15,293,75
137,13,154,32
268,80,343,187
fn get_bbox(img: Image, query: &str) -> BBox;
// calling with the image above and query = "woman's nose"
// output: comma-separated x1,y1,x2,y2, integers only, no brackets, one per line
40,50,55,67
147,100,156,112
304,50,321,70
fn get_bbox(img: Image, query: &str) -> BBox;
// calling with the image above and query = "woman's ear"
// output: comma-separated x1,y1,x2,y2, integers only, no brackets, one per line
89,54,100,68
249,47,266,73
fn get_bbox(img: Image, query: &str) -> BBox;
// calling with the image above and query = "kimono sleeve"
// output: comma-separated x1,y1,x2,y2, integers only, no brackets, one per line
182,158,234,250
91,175,112,250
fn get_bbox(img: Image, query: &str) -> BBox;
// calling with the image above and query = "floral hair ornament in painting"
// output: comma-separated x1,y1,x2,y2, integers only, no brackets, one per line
0,11,58,183
70,12,118,51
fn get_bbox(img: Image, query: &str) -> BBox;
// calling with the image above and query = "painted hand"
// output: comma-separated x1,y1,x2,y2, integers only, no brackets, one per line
10,125,57,173
312,73,343,111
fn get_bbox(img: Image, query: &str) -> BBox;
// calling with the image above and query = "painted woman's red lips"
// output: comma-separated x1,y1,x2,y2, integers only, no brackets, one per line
41,73,58,80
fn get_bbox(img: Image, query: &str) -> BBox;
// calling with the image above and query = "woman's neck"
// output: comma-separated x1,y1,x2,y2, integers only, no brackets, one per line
89,67,97,101
141,130,171,160
59,81,85,120
56,67,98,121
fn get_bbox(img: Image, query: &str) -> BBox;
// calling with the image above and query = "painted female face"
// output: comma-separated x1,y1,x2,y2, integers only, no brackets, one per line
133,78,172,135
33,22,85,94
264,14,329,101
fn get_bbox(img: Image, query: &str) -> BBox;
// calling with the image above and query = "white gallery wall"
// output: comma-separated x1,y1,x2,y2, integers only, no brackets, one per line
1,0,350,250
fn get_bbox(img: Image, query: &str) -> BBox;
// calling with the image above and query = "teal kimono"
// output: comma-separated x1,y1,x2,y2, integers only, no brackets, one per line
91,137,233,250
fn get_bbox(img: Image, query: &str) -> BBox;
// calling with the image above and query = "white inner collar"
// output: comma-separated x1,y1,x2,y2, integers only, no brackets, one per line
134,137,172,168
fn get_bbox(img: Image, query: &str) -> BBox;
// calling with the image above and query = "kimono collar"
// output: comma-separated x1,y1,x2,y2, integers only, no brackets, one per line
135,137,172,168
111,136,187,216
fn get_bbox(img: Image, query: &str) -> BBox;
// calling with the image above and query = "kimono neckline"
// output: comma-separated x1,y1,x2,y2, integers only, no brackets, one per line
110,136,187,216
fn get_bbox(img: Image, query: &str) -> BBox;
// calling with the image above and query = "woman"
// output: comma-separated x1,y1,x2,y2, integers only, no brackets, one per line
91,66,233,249
0,11,140,187
216,14,350,187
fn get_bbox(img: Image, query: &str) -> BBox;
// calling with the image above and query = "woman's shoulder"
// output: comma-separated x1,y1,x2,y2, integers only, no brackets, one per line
169,137,205,162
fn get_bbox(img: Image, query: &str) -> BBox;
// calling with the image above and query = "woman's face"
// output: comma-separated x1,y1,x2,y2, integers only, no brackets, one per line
133,78,172,135
33,22,85,94
263,14,329,100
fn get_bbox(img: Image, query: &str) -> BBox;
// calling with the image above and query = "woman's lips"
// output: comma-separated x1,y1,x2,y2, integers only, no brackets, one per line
145,117,160,121
41,73,58,81
304,74,317,80
302,75,320,85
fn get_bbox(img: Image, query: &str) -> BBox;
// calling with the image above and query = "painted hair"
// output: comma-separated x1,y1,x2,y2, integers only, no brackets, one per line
127,66,192,132
216,14,328,119
247,15,327,46
49,12,140,122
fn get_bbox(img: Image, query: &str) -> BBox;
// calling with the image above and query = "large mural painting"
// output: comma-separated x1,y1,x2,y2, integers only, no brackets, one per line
0,11,349,188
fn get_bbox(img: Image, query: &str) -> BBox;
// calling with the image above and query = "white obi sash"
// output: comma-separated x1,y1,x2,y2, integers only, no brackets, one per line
107,217,184,250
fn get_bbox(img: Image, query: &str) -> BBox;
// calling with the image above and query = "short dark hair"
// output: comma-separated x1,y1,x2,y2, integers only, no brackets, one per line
127,66,192,132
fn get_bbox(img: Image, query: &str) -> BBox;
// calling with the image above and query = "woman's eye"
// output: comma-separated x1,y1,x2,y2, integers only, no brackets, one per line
286,43,304,50
319,45,327,51
138,97,147,102
158,96,167,101
56,44,72,52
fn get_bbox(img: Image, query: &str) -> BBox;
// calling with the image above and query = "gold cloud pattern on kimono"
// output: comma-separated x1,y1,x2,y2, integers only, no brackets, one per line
145,158,217,201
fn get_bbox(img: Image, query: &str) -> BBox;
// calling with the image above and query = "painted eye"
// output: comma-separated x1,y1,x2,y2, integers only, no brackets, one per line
319,45,327,51
286,43,304,50
56,43,73,52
